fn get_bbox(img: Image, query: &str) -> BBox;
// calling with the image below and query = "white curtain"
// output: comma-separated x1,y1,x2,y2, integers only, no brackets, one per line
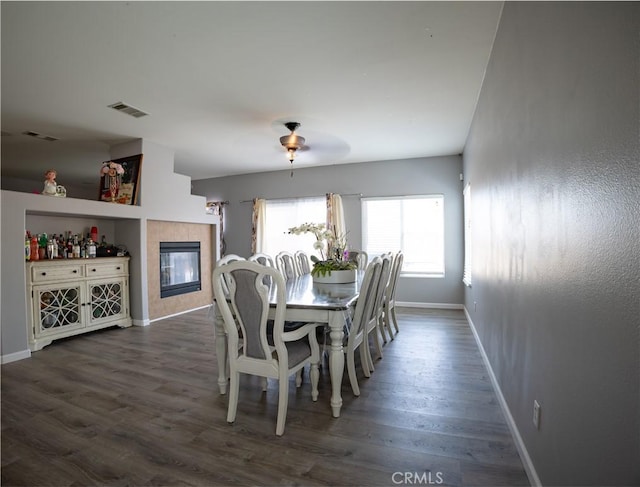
252,198,267,253
327,193,346,237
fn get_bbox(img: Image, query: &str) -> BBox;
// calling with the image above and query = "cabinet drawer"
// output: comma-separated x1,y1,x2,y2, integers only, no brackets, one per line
31,265,83,283
85,261,128,278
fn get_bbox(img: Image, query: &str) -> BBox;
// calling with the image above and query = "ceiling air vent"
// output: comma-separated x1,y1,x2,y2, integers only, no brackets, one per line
108,101,149,118
22,131,59,142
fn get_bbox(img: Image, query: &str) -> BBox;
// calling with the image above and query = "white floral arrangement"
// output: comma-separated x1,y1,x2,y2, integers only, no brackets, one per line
288,222,355,277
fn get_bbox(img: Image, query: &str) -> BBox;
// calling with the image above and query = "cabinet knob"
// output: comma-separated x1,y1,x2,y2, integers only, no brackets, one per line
73,270,78,273
41,272,46,276
91,269,96,272
116,267,121,270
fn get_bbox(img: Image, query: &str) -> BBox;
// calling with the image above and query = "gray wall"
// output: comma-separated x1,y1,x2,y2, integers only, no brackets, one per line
192,155,464,305
463,2,639,485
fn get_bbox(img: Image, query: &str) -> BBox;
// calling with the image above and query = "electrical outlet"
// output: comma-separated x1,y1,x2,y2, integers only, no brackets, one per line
533,400,541,429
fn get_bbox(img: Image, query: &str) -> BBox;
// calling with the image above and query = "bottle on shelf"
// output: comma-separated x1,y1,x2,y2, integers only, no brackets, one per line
38,233,48,260
87,238,97,259
52,235,59,259
30,236,39,261
25,232,31,261
72,235,81,259
66,233,74,258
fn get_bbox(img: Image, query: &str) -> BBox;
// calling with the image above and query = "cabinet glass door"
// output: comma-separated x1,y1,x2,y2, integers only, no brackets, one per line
34,285,82,337
88,279,126,324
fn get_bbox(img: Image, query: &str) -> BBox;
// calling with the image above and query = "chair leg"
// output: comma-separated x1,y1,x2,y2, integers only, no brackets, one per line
227,371,240,424
372,319,384,360
391,306,400,333
295,368,303,387
310,362,319,401
261,377,268,391
346,350,360,396
359,342,373,376
379,308,389,344
384,308,395,340
276,374,289,436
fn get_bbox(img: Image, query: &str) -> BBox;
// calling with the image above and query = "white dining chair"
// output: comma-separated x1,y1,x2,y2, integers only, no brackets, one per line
214,254,246,296
294,250,311,274
365,252,392,369
342,256,382,396
275,251,300,280
212,260,322,436
383,251,404,339
248,252,275,268
347,250,368,270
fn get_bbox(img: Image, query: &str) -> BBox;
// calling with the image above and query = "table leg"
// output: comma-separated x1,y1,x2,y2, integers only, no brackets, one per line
213,304,228,394
328,311,345,417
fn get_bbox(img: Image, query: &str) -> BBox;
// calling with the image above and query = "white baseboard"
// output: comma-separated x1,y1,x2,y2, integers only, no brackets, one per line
463,307,541,487
148,304,212,324
1,349,31,364
132,318,150,327
396,301,464,310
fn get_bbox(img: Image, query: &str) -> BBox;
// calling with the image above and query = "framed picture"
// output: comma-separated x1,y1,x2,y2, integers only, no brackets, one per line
99,154,143,205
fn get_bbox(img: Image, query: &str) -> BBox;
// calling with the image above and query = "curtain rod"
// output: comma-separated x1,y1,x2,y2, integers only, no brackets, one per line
240,193,362,204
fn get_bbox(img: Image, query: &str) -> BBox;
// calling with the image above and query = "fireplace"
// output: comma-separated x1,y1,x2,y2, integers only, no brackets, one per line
160,241,201,298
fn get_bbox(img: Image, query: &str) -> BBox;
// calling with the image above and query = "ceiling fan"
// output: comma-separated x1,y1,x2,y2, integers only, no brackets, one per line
275,120,350,175
279,122,307,160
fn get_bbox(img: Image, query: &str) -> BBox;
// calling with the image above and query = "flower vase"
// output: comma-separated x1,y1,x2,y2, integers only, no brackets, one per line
109,175,119,202
312,269,357,284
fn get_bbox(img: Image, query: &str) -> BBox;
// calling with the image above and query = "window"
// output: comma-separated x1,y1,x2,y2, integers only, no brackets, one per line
463,183,472,286
263,197,325,258
362,195,444,277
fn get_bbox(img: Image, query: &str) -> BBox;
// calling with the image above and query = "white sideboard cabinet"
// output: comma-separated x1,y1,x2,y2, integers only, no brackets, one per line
26,257,132,351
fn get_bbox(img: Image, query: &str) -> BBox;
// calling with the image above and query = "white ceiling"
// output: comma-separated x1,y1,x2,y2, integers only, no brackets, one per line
1,1,502,187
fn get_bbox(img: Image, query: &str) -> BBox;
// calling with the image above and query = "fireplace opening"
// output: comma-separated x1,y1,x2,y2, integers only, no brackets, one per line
160,241,201,298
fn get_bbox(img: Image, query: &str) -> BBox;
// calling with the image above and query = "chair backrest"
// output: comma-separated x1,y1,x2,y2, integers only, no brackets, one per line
215,254,246,294
212,260,287,366
387,251,403,304
347,250,368,270
248,252,275,268
216,254,245,266
347,257,382,341
294,250,311,274
275,251,300,279
372,253,393,319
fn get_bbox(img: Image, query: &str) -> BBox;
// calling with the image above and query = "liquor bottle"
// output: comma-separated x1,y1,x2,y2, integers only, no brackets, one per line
25,232,31,261
30,236,39,261
39,232,48,250
87,239,97,259
66,234,74,258
73,235,81,259
90,226,98,243
52,236,59,259
38,233,47,260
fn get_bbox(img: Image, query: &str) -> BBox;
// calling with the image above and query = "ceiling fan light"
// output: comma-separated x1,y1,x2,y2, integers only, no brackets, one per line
279,121,305,170
280,133,305,150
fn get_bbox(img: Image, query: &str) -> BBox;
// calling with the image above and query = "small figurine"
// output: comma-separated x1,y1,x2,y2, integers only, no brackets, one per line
42,169,66,197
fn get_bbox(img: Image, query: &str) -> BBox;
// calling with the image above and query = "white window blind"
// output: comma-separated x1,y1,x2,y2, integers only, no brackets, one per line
263,197,325,258
362,195,445,277
463,183,472,286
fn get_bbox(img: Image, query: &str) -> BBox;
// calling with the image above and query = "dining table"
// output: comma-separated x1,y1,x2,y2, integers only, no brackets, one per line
213,271,364,418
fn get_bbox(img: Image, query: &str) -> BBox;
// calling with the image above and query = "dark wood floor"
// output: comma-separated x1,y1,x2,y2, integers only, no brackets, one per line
1,307,529,487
